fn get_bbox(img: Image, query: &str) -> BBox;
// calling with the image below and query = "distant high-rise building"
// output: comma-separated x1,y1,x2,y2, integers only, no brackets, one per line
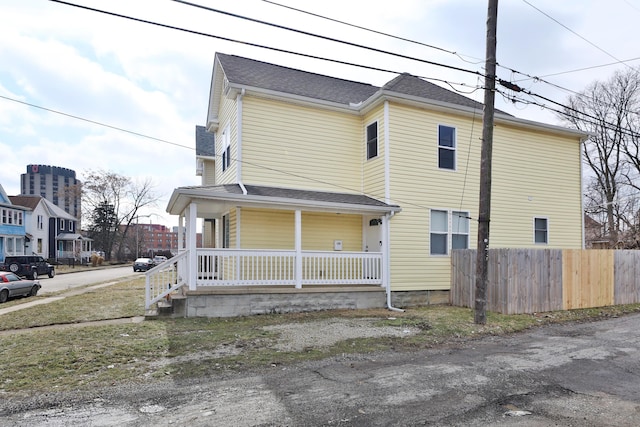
20,165,82,221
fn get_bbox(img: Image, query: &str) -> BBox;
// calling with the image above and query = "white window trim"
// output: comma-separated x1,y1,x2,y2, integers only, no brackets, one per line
430,208,471,256
366,120,378,160
437,124,457,171
221,124,231,172
534,216,549,245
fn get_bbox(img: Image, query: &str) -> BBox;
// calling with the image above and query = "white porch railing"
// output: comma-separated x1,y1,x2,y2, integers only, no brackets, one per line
195,249,383,286
145,249,383,309
145,251,188,309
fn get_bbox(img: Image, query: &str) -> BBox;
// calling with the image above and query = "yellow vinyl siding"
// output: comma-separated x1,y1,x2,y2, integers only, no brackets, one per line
385,103,582,291
216,95,238,185
240,208,295,249
491,123,582,248
301,212,361,251
202,158,216,186
387,103,481,291
363,107,386,200
241,97,362,192
240,208,361,251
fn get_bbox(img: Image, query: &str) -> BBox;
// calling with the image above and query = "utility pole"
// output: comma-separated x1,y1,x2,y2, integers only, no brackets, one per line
475,0,498,325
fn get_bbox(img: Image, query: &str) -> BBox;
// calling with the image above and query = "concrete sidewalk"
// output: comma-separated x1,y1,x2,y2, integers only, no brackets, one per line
0,280,122,317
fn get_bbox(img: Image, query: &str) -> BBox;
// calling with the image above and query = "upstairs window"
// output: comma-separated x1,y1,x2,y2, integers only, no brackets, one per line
221,125,231,172
534,217,548,244
37,215,44,230
366,121,378,160
438,125,456,170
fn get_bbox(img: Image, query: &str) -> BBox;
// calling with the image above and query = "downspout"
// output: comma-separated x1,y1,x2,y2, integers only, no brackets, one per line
384,211,403,312
383,101,403,312
237,88,247,195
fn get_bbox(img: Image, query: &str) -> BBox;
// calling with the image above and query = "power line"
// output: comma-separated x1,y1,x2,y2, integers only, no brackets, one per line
169,0,485,78
261,0,484,64
522,0,632,70
0,94,194,150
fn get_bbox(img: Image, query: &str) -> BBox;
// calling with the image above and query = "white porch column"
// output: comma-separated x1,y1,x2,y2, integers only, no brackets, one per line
187,203,198,291
295,209,302,289
178,215,185,251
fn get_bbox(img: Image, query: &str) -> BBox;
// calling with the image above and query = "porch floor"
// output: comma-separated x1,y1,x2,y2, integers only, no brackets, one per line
186,284,384,295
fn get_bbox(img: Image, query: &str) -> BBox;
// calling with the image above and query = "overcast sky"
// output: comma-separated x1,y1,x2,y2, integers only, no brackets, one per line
1,0,638,227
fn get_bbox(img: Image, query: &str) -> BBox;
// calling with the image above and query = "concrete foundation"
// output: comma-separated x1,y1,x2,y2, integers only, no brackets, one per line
160,287,452,318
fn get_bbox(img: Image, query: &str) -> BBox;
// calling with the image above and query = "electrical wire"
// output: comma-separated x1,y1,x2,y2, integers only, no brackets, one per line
261,0,484,64
169,0,485,78
0,94,194,150
522,0,633,70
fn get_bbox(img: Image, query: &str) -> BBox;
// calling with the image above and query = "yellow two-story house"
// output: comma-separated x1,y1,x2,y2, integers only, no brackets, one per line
152,53,587,317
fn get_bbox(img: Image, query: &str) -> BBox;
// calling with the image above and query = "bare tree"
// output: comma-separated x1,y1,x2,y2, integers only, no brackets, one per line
82,169,158,260
561,68,640,248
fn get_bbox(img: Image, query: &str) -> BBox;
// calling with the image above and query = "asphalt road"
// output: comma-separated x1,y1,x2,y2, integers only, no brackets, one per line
3,312,640,426
39,265,137,294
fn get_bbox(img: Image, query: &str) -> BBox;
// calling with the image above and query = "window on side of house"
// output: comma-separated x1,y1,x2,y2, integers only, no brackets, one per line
452,211,470,250
59,219,65,230
222,214,230,248
366,121,378,160
534,217,548,244
430,209,470,255
430,210,448,255
221,125,231,172
438,125,456,170
37,215,43,230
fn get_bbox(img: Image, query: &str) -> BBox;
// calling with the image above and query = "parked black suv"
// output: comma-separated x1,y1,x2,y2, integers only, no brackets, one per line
1,255,55,280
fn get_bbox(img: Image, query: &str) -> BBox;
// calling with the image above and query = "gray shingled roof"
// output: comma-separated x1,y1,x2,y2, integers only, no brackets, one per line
383,73,486,111
196,125,215,157
217,53,379,105
181,184,398,209
216,53,509,114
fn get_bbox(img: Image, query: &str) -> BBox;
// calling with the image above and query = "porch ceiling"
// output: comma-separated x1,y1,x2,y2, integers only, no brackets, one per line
166,184,401,218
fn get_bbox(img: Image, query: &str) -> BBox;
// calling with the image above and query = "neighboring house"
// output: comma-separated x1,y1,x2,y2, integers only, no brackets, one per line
584,214,610,249
150,53,588,316
8,195,92,263
0,184,29,263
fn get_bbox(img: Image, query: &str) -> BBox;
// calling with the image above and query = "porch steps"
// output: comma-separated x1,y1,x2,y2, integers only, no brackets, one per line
145,294,187,318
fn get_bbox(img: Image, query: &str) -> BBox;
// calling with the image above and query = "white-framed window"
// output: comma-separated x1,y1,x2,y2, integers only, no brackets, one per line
430,209,470,255
366,121,378,160
59,218,65,230
534,217,548,244
438,124,456,170
221,125,231,172
37,215,44,230
222,214,230,248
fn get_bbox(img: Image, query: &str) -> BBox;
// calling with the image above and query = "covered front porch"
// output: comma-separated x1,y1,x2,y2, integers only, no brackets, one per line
145,184,400,316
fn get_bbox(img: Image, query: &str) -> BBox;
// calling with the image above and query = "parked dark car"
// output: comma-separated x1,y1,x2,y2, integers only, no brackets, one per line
1,255,55,280
0,271,41,303
133,257,154,272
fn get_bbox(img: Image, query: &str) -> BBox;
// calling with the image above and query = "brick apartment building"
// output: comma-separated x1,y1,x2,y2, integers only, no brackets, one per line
132,223,202,258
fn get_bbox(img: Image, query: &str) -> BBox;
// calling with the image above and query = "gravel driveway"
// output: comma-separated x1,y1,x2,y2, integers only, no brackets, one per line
2,313,640,426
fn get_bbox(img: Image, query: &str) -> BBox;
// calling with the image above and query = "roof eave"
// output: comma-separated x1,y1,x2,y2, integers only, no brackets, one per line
225,83,362,115
167,187,400,216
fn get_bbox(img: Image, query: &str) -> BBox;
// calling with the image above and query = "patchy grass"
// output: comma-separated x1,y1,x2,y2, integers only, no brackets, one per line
1,277,640,393
0,279,145,331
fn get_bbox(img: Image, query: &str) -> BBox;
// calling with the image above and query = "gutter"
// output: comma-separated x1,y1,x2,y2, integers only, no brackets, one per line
237,89,247,195
384,211,404,312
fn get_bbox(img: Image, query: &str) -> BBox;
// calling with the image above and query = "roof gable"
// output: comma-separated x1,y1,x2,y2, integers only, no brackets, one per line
216,53,379,105
8,195,42,210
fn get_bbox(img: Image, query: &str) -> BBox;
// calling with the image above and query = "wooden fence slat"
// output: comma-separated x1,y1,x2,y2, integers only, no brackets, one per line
451,248,635,315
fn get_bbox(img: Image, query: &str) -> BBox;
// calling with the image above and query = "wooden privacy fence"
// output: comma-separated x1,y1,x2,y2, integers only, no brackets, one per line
450,249,640,314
